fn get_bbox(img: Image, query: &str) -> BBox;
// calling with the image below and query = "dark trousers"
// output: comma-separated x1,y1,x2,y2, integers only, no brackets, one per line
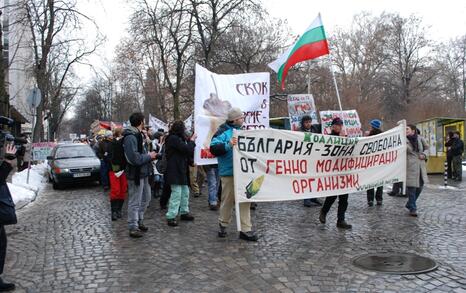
160,183,171,208
391,182,404,195
367,186,383,203
110,199,125,213
0,225,6,275
447,155,453,178
321,194,348,222
452,155,463,180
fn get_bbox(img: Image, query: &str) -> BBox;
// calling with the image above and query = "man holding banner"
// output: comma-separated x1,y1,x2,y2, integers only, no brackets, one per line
210,108,258,242
319,117,352,229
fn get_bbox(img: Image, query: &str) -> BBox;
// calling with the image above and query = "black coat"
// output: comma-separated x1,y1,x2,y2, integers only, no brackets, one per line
164,134,195,186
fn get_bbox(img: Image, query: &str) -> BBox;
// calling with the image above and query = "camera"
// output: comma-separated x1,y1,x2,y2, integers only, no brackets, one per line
0,116,28,161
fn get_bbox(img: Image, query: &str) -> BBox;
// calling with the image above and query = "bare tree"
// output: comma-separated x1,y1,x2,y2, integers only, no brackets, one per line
16,0,102,141
385,14,433,106
132,0,194,120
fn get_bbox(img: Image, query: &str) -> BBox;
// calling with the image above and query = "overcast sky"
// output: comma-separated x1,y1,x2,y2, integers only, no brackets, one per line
76,0,466,81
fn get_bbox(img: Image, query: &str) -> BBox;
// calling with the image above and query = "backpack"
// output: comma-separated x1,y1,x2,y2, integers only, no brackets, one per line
111,137,127,169
155,144,167,174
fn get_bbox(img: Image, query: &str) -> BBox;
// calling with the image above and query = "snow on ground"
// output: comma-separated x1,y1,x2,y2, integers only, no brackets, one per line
8,162,48,208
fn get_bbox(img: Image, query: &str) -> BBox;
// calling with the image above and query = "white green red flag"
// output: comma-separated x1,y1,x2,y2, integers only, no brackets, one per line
268,14,330,89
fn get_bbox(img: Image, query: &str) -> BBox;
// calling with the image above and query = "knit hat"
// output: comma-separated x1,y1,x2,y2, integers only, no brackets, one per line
227,107,243,121
370,119,382,130
331,117,343,126
104,130,113,138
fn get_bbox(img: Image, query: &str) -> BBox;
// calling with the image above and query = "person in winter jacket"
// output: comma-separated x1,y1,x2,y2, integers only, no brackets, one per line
98,131,113,191
405,124,429,217
210,107,258,241
164,120,196,226
366,119,384,206
319,117,352,229
123,113,157,238
450,131,464,181
299,115,323,207
108,128,128,221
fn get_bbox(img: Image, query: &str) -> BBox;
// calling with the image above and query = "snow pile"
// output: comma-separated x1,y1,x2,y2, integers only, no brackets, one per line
8,162,48,207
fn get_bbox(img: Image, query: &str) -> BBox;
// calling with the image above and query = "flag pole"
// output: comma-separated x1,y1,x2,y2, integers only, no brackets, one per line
328,54,343,111
307,61,311,94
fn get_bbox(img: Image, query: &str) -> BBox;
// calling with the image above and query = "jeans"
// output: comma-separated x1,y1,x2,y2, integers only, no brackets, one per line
321,194,348,222
406,177,424,212
100,160,110,188
166,185,190,220
127,177,151,230
367,186,383,203
206,167,219,205
406,186,423,212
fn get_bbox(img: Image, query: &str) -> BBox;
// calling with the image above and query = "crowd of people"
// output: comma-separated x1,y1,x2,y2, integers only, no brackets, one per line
82,109,465,243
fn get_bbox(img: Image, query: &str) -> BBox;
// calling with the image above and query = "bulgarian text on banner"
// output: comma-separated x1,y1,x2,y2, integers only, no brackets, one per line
233,123,406,203
194,64,270,165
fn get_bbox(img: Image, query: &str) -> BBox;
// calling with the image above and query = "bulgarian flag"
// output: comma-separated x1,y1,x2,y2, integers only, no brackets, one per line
268,14,329,89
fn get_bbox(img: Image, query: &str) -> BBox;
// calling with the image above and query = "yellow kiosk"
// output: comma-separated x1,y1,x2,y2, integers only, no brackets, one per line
416,117,465,174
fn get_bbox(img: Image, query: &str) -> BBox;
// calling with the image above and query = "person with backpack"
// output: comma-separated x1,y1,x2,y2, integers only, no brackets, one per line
210,107,258,241
164,121,197,226
123,113,158,238
108,128,128,221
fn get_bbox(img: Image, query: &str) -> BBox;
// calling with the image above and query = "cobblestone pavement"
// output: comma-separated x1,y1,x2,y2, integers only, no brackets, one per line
3,176,466,292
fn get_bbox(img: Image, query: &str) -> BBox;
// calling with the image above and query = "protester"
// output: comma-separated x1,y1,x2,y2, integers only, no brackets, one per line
108,128,128,221
210,107,258,241
151,130,165,198
405,124,429,217
366,119,384,206
445,131,454,179
0,144,17,291
299,115,323,207
123,113,157,238
164,120,196,226
98,131,113,191
450,131,464,181
319,117,352,229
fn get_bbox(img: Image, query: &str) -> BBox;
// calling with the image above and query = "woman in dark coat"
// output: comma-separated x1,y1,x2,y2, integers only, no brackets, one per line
164,120,196,226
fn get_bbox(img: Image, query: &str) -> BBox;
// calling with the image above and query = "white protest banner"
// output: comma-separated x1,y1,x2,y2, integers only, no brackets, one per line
184,114,193,133
233,122,407,230
287,94,318,131
32,142,57,161
320,110,362,137
194,64,270,165
149,114,168,132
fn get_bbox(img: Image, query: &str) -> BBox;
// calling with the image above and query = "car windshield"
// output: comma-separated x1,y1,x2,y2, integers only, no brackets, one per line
55,146,96,159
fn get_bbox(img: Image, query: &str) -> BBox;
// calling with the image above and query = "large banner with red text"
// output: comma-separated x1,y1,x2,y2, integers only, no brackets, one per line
194,64,270,165
233,122,406,203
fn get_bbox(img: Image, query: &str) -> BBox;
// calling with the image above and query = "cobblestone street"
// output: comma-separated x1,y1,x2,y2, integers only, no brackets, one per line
3,177,466,292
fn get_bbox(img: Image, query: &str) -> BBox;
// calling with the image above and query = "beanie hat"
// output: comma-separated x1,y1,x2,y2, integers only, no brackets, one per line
331,117,343,126
104,130,113,137
370,119,382,129
227,107,243,121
